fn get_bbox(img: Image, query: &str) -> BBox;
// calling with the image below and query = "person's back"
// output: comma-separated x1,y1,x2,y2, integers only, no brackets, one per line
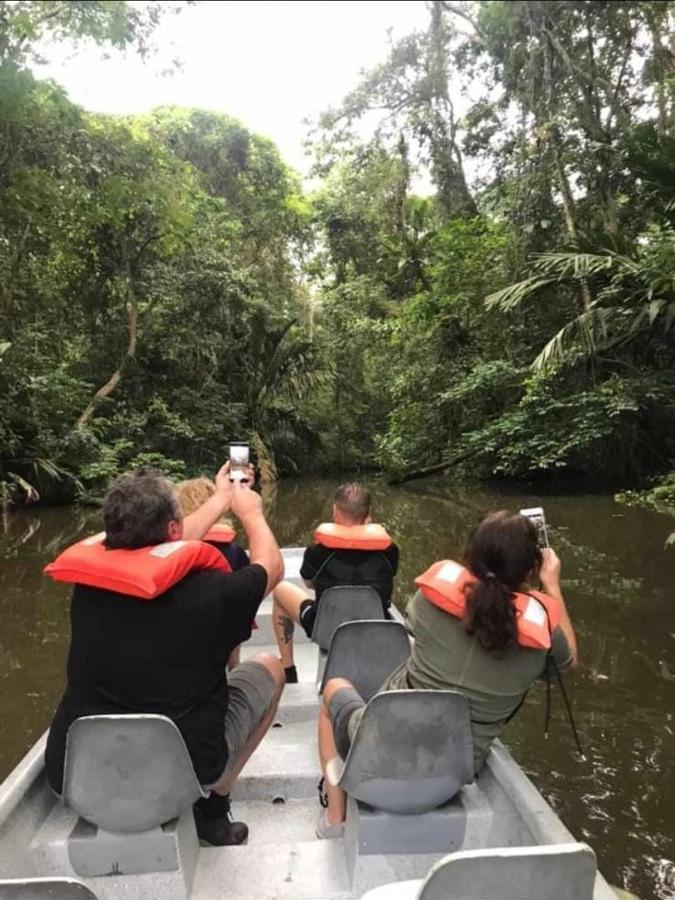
383,584,571,772
46,566,260,790
301,538,398,610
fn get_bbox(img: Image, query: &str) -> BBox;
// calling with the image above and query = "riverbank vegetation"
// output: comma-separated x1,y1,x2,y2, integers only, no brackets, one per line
1,0,674,508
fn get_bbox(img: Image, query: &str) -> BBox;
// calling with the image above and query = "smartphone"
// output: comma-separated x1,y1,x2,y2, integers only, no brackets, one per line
229,443,250,482
519,506,549,548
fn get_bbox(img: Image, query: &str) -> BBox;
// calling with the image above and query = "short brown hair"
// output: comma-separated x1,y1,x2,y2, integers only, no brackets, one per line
103,470,180,550
333,482,371,524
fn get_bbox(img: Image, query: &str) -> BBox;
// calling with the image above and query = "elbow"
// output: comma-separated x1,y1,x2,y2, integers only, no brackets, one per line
269,550,284,592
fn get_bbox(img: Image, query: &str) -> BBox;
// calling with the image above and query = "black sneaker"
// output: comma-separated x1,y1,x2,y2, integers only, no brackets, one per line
193,794,249,846
284,665,298,684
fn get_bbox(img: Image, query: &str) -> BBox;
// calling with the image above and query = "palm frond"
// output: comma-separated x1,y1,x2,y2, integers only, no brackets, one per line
485,276,555,312
533,307,619,370
530,252,627,280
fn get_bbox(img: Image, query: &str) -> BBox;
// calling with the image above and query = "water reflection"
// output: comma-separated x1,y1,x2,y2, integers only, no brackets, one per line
0,477,673,899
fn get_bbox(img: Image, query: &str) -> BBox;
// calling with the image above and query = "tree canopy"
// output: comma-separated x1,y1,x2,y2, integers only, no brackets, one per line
1,0,674,507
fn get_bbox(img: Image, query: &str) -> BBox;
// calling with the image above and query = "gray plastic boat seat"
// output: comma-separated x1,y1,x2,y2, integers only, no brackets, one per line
0,878,98,899
312,585,386,651
63,714,206,834
320,620,411,701
359,842,597,899
327,690,473,814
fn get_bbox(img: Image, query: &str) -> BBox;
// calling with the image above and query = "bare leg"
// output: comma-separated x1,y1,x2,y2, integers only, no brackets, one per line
318,677,354,825
272,581,311,667
211,653,285,796
272,599,295,668
228,645,241,670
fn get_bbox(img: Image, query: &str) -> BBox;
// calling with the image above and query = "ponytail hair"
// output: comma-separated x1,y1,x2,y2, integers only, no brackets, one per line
462,511,541,653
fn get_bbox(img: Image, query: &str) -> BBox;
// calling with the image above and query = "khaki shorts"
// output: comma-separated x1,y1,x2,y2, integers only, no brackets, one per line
327,685,367,759
205,659,278,790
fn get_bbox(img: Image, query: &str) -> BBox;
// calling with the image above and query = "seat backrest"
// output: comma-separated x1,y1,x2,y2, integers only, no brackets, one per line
63,714,204,833
338,690,473,814
320,620,410,701
0,878,98,899
312,585,385,650
416,843,597,900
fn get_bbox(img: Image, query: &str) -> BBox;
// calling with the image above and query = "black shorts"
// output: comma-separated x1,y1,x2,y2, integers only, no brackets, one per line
298,598,317,638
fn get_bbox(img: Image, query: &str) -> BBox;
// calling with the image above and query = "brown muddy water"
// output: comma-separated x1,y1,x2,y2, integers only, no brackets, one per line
0,476,673,898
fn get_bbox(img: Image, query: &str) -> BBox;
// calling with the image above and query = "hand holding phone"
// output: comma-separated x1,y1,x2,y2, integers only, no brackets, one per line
519,506,549,548
229,443,250,482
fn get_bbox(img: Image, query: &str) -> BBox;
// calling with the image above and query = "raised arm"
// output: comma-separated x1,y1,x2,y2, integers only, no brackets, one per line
230,480,283,596
181,462,233,540
540,548,578,668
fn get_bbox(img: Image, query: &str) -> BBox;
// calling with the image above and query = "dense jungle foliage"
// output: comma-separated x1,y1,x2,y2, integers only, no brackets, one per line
1,0,674,512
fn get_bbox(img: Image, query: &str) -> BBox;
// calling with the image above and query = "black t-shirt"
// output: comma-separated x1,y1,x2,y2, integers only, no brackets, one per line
300,542,399,612
45,564,267,792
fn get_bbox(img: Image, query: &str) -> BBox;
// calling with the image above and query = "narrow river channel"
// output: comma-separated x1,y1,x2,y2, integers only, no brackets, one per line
1,475,673,898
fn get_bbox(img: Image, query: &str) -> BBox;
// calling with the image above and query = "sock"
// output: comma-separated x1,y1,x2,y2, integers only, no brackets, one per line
195,792,232,821
284,665,298,684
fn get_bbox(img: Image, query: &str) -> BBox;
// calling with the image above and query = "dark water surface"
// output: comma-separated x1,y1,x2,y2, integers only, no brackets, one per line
1,477,674,898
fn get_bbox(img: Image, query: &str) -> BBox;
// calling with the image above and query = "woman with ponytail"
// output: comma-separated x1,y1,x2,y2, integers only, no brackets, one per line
316,510,578,839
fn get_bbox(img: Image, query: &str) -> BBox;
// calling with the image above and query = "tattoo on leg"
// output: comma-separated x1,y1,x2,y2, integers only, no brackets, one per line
279,615,294,645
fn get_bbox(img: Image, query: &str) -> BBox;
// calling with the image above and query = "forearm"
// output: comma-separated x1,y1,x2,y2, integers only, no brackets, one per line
543,581,578,667
241,511,284,595
182,493,230,541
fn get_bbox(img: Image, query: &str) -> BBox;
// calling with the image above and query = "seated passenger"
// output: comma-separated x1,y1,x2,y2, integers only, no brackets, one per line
44,464,284,846
316,510,578,838
176,476,252,670
272,482,399,683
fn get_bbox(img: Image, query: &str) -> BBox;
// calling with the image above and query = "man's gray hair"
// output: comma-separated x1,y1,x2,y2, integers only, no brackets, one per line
333,482,371,524
103,469,180,550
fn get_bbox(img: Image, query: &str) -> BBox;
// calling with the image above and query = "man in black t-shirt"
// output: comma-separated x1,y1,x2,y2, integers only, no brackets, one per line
272,483,399,683
45,464,284,846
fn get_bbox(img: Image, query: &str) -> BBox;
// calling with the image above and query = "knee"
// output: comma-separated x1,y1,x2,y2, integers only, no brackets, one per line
252,652,285,691
272,580,291,602
322,677,355,703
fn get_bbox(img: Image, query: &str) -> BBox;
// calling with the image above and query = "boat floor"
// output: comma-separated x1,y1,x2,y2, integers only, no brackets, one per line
0,551,616,899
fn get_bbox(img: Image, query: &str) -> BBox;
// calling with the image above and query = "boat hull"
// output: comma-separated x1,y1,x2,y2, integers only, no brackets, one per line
0,549,615,899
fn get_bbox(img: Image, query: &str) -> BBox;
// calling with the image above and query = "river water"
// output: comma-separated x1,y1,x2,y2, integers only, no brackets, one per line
1,476,673,899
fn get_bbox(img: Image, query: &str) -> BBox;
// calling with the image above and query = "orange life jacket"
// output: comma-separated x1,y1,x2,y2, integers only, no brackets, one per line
203,524,237,544
314,522,393,551
414,560,560,651
44,532,232,600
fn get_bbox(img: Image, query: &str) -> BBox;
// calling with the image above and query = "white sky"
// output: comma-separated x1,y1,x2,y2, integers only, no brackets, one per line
35,0,432,177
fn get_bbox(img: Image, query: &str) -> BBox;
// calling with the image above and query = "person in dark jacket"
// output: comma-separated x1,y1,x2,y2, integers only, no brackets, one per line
45,465,284,847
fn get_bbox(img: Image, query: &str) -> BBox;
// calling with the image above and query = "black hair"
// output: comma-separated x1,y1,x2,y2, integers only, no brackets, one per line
462,511,542,653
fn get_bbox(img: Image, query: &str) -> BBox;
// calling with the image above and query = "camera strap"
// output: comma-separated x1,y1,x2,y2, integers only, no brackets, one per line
538,597,586,760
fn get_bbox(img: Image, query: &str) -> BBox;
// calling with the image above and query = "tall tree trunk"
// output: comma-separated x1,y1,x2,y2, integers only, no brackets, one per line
428,0,477,219
646,8,675,137
543,32,592,314
75,272,138,429
394,132,410,242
